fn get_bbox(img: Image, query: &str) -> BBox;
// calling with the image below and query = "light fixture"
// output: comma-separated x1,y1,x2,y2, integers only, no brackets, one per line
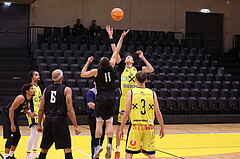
3,2,11,6
200,9,210,13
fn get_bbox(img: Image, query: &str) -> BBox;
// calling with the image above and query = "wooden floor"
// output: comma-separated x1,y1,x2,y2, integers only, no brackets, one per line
1,123,240,159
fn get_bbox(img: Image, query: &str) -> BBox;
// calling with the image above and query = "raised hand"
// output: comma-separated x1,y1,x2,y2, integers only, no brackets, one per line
136,50,144,59
121,29,130,38
87,56,94,64
106,25,113,38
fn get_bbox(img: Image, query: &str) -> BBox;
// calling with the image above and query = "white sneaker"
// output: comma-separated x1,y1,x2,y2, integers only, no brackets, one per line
105,143,112,159
93,145,103,159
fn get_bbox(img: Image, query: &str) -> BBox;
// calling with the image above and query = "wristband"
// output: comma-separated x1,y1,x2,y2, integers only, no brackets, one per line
27,110,31,113
109,38,115,44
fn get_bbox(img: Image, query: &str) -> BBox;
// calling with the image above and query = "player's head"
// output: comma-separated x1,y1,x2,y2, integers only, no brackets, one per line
52,69,64,83
28,70,40,83
136,71,147,84
76,18,81,23
22,83,35,96
124,53,134,65
99,57,110,69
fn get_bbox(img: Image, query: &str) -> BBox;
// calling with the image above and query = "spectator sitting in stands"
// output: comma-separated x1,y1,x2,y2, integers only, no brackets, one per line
89,20,101,37
74,19,85,36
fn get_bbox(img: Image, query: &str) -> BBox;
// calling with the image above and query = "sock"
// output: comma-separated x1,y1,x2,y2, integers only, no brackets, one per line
4,154,9,159
26,152,31,156
9,151,14,157
38,152,47,159
65,152,73,159
108,137,113,144
95,138,101,146
116,146,120,152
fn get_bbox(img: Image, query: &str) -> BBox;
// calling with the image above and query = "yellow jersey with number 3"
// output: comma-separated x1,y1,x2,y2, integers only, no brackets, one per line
130,87,155,126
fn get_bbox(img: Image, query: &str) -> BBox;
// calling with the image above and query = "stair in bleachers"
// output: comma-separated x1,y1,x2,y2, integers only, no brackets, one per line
0,49,34,108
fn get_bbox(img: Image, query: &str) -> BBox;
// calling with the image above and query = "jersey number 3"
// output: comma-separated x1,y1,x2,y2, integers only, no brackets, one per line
50,91,57,103
104,72,111,83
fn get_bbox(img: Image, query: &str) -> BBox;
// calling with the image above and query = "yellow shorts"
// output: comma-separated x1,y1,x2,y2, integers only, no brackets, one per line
126,124,155,155
117,95,127,123
26,113,38,127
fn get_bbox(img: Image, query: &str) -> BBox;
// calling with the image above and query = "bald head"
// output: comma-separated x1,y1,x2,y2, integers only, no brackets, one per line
52,69,63,82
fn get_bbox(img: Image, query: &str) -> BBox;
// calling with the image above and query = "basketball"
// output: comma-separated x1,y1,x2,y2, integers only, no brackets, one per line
111,8,124,21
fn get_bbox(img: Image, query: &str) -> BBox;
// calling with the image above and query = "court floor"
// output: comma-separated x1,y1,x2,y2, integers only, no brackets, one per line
0,124,240,159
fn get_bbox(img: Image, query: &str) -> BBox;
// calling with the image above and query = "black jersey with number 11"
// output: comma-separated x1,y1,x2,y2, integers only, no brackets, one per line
95,66,115,92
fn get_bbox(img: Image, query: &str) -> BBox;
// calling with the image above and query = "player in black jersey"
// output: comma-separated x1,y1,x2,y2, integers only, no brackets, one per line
37,69,81,159
81,56,117,159
1,83,35,159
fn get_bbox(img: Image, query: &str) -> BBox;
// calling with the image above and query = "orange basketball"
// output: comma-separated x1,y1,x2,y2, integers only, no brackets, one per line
111,8,124,21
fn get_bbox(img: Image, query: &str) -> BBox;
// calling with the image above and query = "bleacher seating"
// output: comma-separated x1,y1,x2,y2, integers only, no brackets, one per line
30,26,240,115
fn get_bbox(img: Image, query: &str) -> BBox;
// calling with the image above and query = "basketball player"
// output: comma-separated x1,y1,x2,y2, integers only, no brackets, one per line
26,71,42,159
37,69,81,159
1,83,36,159
106,25,155,158
86,80,105,159
81,55,117,159
119,71,165,159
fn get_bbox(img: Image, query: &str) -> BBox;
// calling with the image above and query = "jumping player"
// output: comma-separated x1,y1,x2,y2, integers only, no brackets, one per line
106,25,154,159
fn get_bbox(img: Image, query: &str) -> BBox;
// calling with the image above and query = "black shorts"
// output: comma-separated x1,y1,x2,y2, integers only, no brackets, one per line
1,111,20,139
95,91,116,120
40,115,71,150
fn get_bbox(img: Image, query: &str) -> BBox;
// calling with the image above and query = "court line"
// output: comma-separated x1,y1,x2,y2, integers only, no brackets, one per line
155,149,185,159
72,146,91,158
160,145,240,150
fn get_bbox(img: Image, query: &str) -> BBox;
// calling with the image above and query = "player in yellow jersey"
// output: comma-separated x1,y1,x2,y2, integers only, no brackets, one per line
26,71,42,159
119,71,165,159
106,25,155,159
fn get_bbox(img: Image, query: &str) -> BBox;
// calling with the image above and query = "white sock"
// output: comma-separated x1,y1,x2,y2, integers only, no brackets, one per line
4,154,9,159
33,130,42,150
27,125,38,152
116,146,120,152
9,151,14,157
26,152,31,156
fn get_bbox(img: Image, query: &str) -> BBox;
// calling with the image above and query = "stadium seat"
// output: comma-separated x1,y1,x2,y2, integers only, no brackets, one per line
66,79,77,87
173,81,184,89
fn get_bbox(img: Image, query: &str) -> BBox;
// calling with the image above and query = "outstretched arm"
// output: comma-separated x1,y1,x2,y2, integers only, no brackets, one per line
80,56,98,78
136,50,154,73
106,25,129,64
106,25,116,53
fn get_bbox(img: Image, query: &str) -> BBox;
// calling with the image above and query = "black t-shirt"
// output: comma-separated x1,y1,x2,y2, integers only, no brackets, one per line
95,66,116,93
44,83,67,117
3,94,30,118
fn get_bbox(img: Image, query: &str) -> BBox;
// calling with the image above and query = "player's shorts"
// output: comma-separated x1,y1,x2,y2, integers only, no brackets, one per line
1,111,21,139
117,95,127,123
26,113,38,128
40,115,71,149
95,91,116,120
126,124,155,155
